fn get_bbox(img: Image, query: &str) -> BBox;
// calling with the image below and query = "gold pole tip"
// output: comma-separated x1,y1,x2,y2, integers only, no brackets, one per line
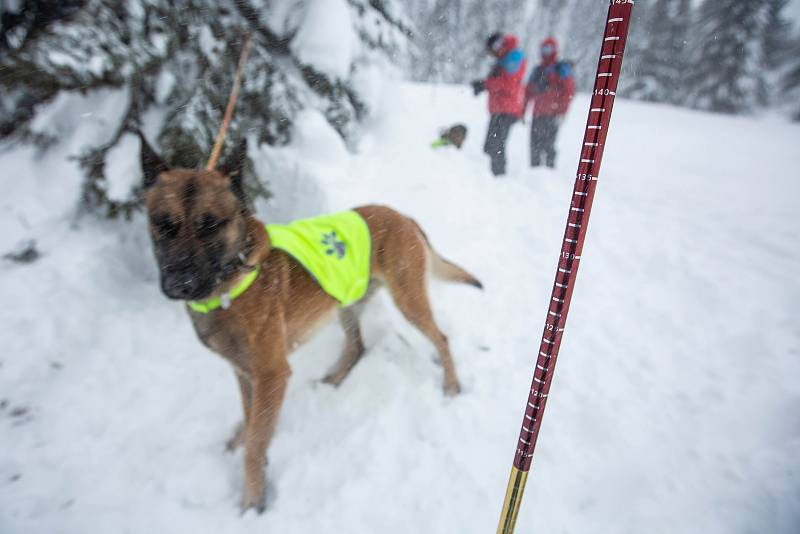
496,466,529,534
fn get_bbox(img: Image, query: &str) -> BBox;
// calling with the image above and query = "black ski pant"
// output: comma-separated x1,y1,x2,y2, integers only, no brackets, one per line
483,113,517,176
530,115,561,167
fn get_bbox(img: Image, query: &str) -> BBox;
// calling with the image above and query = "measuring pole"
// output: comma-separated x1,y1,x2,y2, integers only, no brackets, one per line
496,2,634,532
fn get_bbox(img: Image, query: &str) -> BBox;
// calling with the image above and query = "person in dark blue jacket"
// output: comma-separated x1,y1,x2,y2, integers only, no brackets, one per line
523,37,576,168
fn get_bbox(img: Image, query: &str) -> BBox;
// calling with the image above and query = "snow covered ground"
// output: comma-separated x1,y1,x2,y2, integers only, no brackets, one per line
1,82,798,533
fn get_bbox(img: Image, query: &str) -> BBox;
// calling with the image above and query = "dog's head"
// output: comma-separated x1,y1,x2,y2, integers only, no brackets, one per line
138,132,250,301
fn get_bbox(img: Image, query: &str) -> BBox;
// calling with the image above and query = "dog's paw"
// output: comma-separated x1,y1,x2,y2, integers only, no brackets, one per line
320,373,343,388
240,490,266,515
225,421,245,452
443,380,462,397
240,499,266,515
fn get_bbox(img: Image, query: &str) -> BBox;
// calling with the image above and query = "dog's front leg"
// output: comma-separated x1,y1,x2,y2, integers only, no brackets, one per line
241,326,290,513
226,374,251,451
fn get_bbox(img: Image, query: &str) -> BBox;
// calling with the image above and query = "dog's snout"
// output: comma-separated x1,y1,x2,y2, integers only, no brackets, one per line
162,251,194,271
161,276,210,300
163,261,190,277
156,245,218,300
160,257,205,299
161,272,204,300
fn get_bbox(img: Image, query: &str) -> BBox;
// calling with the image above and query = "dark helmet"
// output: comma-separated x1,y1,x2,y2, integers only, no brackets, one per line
486,32,504,53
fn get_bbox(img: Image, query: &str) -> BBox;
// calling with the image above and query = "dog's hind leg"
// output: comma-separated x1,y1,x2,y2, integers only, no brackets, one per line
322,306,367,387
384,260,461,396
322,283,381,387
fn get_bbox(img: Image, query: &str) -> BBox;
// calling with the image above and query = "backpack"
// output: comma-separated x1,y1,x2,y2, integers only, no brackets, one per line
529,60,573,91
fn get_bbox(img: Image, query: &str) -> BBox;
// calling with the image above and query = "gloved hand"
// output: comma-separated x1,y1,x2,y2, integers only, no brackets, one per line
471,80,485,96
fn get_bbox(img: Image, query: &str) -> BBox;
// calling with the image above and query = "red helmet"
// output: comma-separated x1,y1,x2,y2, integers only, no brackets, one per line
540,37,559,63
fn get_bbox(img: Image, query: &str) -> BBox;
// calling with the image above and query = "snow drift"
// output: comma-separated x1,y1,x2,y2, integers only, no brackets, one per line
0,82,798,533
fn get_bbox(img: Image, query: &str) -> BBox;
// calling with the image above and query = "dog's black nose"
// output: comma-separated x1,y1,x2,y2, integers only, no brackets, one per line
172,283,196,299
161,272,203,300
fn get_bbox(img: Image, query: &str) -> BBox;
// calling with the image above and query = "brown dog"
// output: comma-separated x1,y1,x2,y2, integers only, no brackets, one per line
138,134,482,512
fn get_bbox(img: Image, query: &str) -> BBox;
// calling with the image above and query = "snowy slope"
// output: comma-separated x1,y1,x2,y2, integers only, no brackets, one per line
1,83,799,533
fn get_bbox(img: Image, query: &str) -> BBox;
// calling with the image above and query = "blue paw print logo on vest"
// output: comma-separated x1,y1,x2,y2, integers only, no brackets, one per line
321,231,346,259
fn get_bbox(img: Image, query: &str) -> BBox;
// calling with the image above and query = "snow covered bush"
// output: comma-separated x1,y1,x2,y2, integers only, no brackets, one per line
0,0,410,218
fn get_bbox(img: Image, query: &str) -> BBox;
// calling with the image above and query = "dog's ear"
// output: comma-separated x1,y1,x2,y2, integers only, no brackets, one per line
138,130,169,189
218,138,248,204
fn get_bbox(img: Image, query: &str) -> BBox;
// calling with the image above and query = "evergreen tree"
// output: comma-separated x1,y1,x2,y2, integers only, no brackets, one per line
561,0,607,91
405,0,531,84
760,0,793,106
669,0,693,105
0,0,85,50
762,0,792,70
625,0,692,105
401,0,800,117
783,37,800,120
0,0,410,218
408,0,473,83
529,0,569,40
685,0,768,114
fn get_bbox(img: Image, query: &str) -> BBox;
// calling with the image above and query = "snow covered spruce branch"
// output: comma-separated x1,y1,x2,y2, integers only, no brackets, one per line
0,0,409,219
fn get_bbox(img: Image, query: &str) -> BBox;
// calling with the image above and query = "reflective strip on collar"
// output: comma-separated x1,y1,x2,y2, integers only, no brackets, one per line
188,265,261,314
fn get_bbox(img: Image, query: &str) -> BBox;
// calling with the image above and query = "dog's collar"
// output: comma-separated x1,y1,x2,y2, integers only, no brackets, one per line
219,230,255,279
187,264,261,314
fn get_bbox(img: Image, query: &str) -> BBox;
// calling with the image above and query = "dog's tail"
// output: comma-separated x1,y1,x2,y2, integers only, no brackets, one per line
415,224,483,290
430,250,483,290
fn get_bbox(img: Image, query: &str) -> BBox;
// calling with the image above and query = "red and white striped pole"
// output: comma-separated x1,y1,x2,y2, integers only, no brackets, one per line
496,2,634,532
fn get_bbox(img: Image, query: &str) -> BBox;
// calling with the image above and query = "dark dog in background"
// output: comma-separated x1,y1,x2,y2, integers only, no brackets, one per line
432,123,468,149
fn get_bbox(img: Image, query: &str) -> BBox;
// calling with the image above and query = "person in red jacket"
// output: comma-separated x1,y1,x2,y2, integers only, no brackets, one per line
524,37,575,168
471,33,527,176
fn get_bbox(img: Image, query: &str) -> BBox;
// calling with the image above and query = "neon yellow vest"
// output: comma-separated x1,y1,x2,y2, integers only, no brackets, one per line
266,210,371,307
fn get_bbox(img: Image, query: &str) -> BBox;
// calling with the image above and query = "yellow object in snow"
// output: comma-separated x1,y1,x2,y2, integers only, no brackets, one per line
267,210,371,307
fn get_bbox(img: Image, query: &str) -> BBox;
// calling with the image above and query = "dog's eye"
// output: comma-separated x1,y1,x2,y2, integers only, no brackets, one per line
195,215,227,237
153,216,179,239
